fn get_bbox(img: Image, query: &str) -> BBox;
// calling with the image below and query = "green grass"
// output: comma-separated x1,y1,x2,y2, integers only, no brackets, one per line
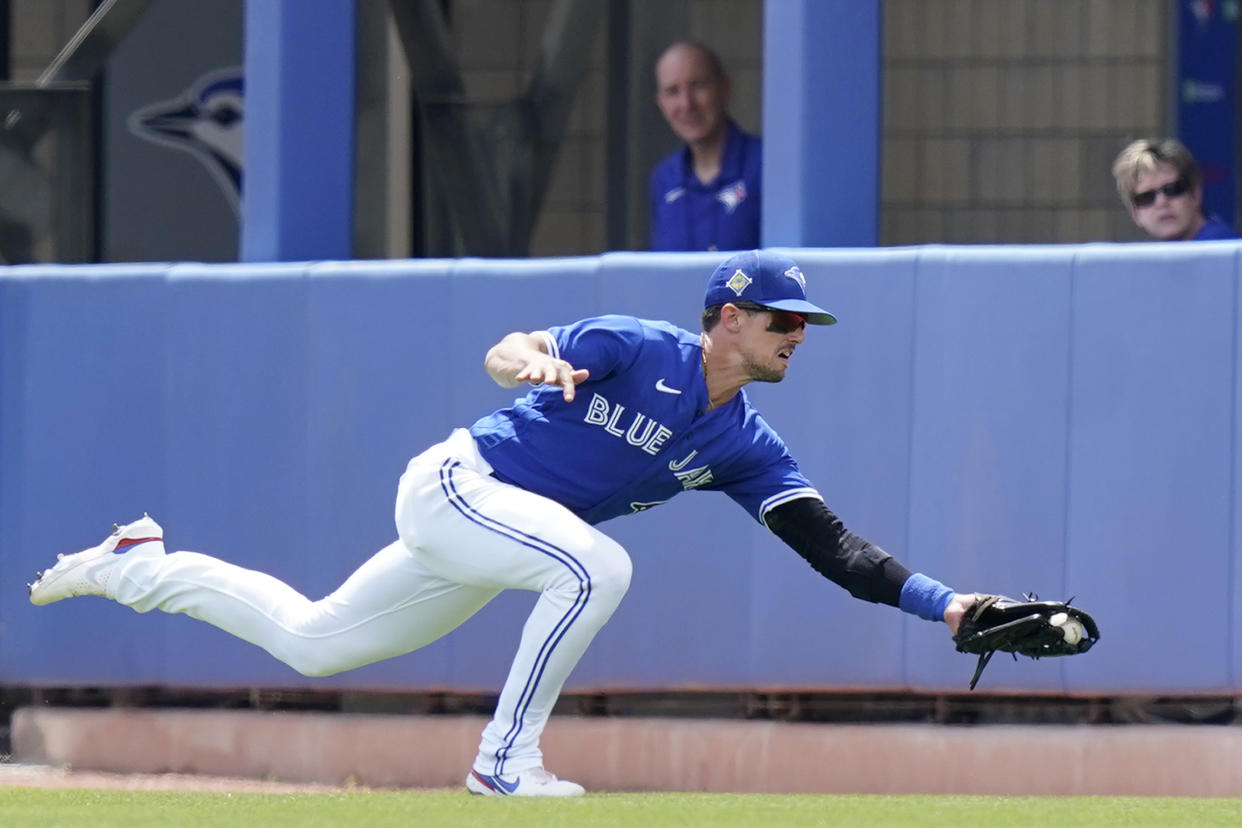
3,790,1242,827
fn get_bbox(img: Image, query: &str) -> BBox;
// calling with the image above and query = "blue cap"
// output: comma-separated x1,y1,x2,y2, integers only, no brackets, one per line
703,250,837,325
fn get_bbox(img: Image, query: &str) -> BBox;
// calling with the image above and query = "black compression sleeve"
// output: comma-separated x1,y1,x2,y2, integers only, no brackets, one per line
764,498,912,607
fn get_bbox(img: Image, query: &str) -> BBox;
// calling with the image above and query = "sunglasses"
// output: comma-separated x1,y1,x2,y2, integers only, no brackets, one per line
1131,177,1190,209
733,302,807,334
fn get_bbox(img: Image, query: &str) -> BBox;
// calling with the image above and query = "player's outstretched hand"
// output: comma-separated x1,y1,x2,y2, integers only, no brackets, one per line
486,332,590,402
942,592,975,635
515,359,590,402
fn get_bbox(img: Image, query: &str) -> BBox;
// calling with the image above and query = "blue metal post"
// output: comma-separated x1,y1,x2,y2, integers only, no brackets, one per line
762,1,880,247
1176,2,1239,228
242,0,355,261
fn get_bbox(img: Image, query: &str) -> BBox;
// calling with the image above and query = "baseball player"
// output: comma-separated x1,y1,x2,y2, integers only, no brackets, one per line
29,249,977,797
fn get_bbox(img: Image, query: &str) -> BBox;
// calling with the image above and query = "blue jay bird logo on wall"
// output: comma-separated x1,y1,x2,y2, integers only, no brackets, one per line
128,67,245,215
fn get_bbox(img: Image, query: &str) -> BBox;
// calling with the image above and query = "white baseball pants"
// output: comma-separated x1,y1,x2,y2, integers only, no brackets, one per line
109,428,633,776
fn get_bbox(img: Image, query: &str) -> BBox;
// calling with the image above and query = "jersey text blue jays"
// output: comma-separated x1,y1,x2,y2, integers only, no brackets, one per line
583,393,673,455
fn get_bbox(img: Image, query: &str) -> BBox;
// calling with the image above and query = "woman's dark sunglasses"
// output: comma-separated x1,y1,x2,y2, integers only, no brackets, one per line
1131,177,1190,209
733,302,807,334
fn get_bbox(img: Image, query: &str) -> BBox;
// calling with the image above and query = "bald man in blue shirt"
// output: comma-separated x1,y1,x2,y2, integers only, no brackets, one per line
650,41,762,252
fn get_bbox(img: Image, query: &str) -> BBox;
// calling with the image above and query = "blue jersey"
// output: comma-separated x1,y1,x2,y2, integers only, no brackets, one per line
1194,216,1238,240
649,122,762,252
469,315,820,526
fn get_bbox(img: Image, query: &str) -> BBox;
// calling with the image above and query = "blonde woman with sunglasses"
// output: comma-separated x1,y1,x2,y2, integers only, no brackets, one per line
1112,137,1237,241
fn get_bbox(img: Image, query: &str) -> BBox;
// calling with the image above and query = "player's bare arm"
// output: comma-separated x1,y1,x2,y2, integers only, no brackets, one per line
484,332,590,402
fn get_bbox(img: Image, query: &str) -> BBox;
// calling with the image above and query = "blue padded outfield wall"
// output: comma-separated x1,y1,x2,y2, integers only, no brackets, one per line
3,244,1242,696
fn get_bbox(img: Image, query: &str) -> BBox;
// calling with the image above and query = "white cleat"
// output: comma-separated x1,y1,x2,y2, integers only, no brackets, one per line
28,514,164,606
466,766,586,797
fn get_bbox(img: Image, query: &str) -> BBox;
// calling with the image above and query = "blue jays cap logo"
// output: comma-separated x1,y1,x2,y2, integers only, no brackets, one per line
704,249,837,325
726,268,753,296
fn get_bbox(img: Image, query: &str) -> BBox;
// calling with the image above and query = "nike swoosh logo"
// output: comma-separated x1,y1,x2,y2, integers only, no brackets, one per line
473,770,520,794
655,378,682,394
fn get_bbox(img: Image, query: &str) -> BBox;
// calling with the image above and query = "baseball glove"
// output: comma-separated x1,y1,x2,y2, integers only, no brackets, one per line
953,593,1099,690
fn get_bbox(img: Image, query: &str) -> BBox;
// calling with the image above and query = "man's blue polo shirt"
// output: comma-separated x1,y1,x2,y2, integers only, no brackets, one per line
649,121,761,252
